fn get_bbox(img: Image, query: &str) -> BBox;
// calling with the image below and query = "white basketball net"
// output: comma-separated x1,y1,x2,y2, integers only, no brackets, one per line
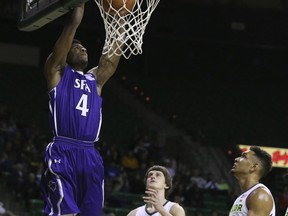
94,0,160,59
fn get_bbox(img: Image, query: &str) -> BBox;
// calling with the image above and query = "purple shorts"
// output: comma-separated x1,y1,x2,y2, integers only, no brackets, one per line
41,136,104,216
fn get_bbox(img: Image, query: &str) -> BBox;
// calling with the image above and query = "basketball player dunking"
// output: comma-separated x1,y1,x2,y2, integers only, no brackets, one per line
40,3,122,216
229,146,276,216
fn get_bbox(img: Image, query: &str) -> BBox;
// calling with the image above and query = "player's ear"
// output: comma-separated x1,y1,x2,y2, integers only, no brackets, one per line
164,184,169,189
250,163,258,173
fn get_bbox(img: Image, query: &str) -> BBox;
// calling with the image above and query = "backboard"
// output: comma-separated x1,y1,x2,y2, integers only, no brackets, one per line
18,0,89,31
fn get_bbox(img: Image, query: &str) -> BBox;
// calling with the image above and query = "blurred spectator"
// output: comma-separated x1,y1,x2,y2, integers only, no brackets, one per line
164,158,176,178
0,202,16,216
98,142,120,165
190,168,207,189
121,150,139,172
105,161,130,194
128,169,145,194
170,182,185,205
147,141,165,164
23,172,41,211
217,177,230,192
0,152,13,174
7,162,26,201
204,172,220,194
133,138,150,162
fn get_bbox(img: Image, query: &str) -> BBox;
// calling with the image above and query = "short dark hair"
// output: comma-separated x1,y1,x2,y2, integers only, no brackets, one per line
250,146,272,178
144,165,172,199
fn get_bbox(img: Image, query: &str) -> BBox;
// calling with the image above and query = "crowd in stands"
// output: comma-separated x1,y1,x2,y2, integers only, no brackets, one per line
0,104,45,214
0,103,287,216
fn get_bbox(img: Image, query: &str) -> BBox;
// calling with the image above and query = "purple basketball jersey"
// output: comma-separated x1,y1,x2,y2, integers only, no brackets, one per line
48,65,102,142
41,65,105,216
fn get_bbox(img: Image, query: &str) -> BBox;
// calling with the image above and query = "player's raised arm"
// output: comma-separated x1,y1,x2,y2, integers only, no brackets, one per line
90,48,122,96
89,17,125,96
44,3,85,91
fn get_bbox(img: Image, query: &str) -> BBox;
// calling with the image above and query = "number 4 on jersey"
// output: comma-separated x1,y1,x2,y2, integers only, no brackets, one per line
76,94,89,116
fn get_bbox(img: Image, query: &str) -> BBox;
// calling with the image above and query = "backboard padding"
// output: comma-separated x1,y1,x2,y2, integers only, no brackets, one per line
18,0,89,31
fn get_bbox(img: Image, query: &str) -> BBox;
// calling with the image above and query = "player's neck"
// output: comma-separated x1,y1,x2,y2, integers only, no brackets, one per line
238,177,259,192
70,64,85,72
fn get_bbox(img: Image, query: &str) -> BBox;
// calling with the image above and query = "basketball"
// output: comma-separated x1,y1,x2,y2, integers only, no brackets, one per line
102,0,136,15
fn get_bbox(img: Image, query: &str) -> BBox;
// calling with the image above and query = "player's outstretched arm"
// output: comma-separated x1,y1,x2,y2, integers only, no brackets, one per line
44,3,85,91
89,16,125,96
90,47,122,96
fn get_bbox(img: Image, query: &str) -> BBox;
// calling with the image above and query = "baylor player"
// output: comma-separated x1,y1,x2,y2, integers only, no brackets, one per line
229,146,275,216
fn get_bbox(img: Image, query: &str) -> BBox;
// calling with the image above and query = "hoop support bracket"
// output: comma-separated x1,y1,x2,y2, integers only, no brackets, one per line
18,0,89,32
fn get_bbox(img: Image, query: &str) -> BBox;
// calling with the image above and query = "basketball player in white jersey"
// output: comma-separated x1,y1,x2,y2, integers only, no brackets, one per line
127,165,185,216
229,146,276,216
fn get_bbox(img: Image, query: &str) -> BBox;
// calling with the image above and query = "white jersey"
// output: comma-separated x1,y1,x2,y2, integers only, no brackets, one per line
229,183,275,216
285,208,288,216
135,201,176,216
